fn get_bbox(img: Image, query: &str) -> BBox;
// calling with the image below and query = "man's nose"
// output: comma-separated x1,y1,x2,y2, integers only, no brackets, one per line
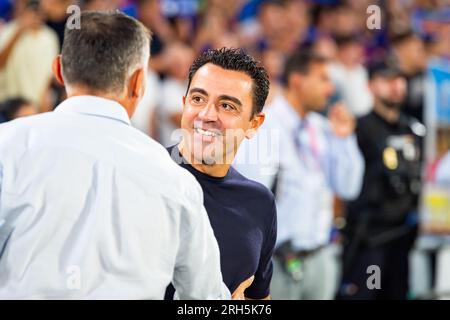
198,103,219,121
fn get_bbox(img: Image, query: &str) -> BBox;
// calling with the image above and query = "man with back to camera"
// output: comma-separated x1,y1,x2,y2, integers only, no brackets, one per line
0,11,229,299
166,48,277,300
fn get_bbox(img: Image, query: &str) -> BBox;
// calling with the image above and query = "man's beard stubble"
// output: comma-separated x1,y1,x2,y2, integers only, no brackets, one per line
379,97,404,110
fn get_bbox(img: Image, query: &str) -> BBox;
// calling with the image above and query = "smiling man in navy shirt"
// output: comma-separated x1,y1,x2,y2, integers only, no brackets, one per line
166,48,277,300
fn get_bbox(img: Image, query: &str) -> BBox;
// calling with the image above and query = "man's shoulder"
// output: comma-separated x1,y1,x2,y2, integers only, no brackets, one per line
0,112,53,142
358,111,376,123
138,143,200,192
229,167,276,210
355,111,377,130
147,144,204,205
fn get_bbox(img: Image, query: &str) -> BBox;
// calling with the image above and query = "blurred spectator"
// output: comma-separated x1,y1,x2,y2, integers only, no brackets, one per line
261,48,284,106
339,59,424,300
136,0,174,55
328,34,373,117
193,5,229,52
81,0,120,11
41,0,74,49
256,0,293,54
0,96,36,123
332,4,363,37
386,0,412,34
234,51,364,299
0,0,12,21
0,0,58,111
136,0,175,74
160,0,199,44
156,41,194,147
391,30,427,123
311,35,337,61
307,3,337,41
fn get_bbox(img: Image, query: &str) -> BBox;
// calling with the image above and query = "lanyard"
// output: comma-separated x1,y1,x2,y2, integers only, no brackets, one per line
293,119,322,171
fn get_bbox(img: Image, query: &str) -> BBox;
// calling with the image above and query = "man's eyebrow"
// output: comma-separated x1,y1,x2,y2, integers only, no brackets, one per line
218,95,242,108
188,88,243,108
188,87,209,96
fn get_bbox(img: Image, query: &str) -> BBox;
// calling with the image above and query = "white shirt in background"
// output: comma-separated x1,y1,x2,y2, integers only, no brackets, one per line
0,22,58,106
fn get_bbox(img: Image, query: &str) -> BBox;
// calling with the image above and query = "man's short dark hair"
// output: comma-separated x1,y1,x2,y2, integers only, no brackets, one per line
390,29,418,47
282,50,327,85
186,47,270,117
333,33,361,48
61,11,151,94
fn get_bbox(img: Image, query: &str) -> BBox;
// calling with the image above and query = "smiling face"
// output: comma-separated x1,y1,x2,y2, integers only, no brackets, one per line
180,63,260,166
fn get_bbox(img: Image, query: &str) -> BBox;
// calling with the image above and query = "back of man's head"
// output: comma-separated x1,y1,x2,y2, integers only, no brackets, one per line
61,11,151,95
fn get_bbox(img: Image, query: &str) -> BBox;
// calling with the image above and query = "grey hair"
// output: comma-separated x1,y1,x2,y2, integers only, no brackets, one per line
61,11,151,94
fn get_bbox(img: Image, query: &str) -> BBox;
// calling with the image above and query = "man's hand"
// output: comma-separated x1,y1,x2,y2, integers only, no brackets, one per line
328,103,356,138
231,276,254,300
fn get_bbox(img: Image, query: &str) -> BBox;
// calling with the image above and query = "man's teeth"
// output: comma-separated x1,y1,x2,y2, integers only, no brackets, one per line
195,128,218,137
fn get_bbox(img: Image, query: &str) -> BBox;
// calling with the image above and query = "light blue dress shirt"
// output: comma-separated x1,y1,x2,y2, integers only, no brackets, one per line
234,94,364,251
0,96,229,299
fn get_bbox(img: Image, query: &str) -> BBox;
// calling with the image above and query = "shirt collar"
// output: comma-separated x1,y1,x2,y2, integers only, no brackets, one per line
272,94,305,131
54,95,131,125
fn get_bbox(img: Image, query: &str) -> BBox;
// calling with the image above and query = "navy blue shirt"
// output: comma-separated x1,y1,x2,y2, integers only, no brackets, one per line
166,145,277,299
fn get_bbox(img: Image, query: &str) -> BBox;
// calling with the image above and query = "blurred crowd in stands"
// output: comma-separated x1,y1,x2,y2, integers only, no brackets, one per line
1,0,449,299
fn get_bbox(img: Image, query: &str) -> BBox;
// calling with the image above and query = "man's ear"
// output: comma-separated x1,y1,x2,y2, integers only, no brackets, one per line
128,67,146,98
52,55,65,86
290,73,303,90
246,112,265,139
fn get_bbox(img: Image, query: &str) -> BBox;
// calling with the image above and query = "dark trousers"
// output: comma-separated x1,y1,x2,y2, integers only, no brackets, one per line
337,226,417,300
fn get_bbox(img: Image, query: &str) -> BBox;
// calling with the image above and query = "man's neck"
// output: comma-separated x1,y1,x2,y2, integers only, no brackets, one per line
285,90,307,119
177,141,231,178
67,88,133,118
373,101,400,124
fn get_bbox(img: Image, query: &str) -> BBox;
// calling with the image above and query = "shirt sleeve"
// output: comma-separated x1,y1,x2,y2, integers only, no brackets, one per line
172,185,230,300
326,131,365,200
244,198,277,299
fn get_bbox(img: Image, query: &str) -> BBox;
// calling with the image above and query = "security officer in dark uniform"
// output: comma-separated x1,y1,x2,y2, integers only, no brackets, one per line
338,59,425,300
